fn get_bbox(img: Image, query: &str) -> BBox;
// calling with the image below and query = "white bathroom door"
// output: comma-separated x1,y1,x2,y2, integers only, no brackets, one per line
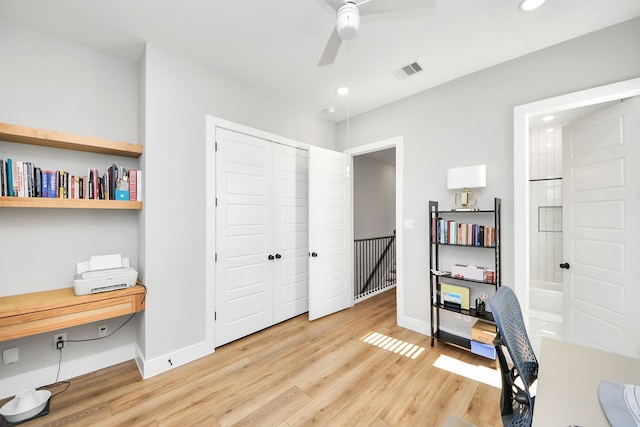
308,146,353,321
273,144,309,323
562,96,640,357
215,128,274,346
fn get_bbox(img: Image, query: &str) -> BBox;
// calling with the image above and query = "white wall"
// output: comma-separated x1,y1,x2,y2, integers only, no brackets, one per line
138,44,335,374
0,18,140,397
336,17,640,331
353,153,396,239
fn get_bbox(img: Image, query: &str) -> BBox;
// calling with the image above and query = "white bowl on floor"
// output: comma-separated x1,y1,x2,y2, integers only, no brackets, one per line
0,389,51,423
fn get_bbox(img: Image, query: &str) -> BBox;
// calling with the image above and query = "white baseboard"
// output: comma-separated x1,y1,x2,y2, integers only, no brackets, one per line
397,314,430,336
0,344,136,400
137,339,215,379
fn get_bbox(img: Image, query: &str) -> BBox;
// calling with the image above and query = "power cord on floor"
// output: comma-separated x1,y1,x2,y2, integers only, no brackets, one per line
41,348,70,397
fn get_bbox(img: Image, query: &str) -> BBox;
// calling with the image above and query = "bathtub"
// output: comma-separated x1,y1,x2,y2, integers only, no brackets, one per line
529,280,563,323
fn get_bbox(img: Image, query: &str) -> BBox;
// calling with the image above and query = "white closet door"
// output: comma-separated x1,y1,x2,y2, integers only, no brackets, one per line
562,96,640,357
273,145,309,323
308,146,352,321
215,128,274,347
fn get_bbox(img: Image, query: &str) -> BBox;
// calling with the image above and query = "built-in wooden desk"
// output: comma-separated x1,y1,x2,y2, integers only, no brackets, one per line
0,284,145,342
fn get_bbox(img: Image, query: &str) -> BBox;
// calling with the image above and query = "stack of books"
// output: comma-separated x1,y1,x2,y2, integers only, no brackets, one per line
432,218,496,247
0,158,141,201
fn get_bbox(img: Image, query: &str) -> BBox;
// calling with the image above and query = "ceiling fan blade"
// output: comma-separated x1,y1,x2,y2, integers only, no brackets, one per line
358,0,435,16
318,27,342,66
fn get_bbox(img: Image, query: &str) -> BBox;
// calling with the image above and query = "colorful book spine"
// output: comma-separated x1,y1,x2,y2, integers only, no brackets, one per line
49,171,57,198
34,167,42,197
15,161,24,197
129,169,137,201
0,159,4,196
6,159,13,196
135,170,141,201
42,170,49,198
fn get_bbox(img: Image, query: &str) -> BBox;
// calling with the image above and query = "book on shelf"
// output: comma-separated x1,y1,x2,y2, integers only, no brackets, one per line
49,170,57,198
24,162,32,197
34,167,42,197
41,169,49,198
135,170,141,201
0,159,5,196
15,160,24,197
129,169,137,201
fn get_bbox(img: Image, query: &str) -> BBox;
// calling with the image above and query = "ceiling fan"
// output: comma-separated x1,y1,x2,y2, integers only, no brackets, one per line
318,0,435,66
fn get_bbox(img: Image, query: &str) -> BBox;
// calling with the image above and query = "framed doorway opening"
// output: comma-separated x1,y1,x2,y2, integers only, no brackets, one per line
345,136,404,326
513,77,640,330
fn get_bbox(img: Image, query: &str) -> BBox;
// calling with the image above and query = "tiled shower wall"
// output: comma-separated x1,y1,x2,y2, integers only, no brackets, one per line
529,125,563,285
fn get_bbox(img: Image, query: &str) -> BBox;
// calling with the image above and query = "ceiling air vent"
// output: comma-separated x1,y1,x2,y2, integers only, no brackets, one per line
392,61,424,80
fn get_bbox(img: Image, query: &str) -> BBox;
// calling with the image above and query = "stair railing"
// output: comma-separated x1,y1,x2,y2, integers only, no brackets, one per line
354,234,396,301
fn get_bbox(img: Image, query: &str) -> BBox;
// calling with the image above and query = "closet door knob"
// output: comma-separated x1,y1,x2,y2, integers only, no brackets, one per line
275,254,282,259
268,254,275,260
559,262,570,269
311,252,318,258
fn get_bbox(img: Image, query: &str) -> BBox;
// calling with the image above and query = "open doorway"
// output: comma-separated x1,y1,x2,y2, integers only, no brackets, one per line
514,78,640,355
352,147,396,302
526,102,619,353
344,136,404,323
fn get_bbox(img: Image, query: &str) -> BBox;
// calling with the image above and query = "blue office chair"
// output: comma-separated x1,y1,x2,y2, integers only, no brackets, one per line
488,286,538,427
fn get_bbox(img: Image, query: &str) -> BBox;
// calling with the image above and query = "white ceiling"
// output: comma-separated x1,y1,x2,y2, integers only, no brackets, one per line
1,0,639,122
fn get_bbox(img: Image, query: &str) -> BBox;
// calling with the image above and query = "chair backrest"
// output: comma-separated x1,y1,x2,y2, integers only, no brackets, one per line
489,286,538,389
489,286,538,427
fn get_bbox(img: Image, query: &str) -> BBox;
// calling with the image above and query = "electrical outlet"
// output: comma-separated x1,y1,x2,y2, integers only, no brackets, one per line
98,324,108,338
3,347,19,364
54,333,67,349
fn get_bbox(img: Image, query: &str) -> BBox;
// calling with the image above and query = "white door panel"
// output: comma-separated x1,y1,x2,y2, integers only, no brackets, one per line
308,146,352,321
273,144,309,323
563,96,640,357
216,128,274,346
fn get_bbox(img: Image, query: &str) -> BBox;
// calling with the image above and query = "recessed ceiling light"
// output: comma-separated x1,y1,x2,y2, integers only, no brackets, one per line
542,115,555,122
336,87,349,96
519,0,546,11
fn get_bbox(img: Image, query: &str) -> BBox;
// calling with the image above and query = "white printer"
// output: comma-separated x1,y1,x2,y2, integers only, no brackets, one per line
74,253,138,296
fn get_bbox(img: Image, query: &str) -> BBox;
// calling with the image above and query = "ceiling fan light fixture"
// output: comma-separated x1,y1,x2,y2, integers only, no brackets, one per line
519,0,546,11
336,3,360,40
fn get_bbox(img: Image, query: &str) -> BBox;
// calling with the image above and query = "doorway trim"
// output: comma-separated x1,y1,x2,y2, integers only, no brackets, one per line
344,136,404,326
513,77,640,324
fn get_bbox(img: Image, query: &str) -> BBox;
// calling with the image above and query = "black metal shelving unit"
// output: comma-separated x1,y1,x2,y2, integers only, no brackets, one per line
428,197,501,353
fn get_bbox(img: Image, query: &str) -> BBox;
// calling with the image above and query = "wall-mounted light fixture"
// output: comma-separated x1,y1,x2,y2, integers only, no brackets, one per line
447,165,486,211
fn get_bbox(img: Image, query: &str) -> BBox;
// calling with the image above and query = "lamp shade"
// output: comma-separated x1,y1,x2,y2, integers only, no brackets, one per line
447,165,486,190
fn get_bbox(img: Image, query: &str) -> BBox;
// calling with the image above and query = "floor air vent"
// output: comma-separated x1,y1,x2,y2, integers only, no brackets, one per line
392,61,424,80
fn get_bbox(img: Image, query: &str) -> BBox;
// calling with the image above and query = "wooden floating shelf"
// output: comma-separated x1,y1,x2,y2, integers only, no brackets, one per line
0,122,142,158
0,284,146,342
0,197,142,210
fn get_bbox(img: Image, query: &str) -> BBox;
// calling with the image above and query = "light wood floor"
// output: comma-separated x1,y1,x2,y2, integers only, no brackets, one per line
4,290,503,426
